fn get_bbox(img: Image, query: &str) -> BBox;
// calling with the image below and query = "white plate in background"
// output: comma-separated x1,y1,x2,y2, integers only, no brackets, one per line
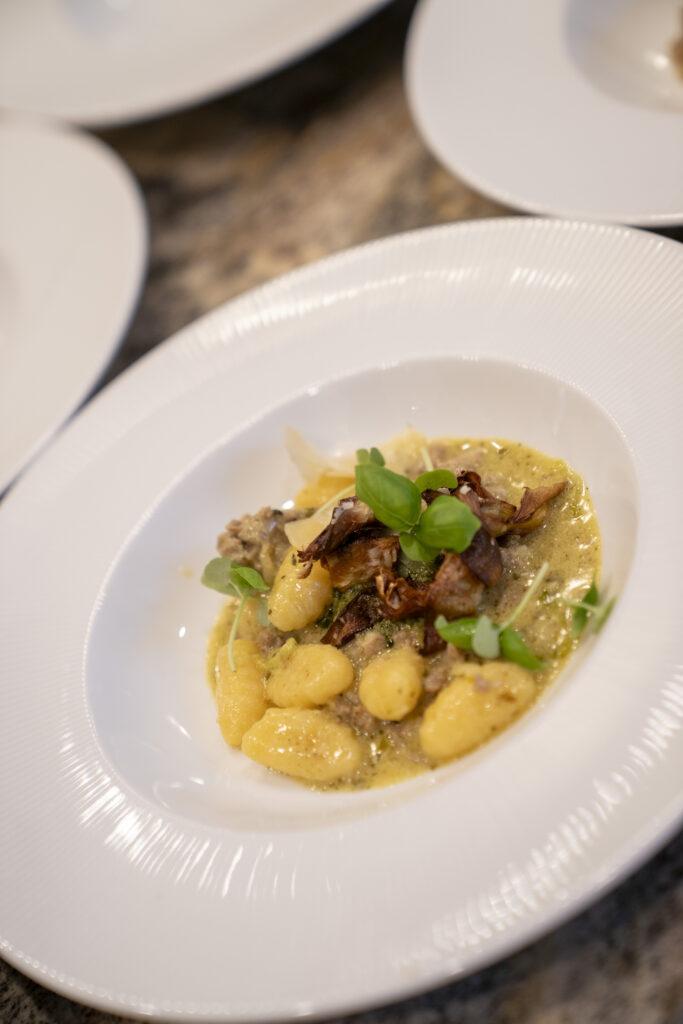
0,116,146,494
0,0,390,127
406,0,683,225
1,219,682,1020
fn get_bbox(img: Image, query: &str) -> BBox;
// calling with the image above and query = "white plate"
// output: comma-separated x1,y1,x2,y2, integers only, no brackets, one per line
0,116,146,493
0,0,389,128
1,218,682,1021
406,0,683,225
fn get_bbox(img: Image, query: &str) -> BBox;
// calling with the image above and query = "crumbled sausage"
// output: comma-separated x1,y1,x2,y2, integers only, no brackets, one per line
217,506,307,584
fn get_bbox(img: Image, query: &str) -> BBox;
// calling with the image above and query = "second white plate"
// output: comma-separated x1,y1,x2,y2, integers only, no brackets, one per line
406,0,683,225
0,116,146,493
0,0,389,127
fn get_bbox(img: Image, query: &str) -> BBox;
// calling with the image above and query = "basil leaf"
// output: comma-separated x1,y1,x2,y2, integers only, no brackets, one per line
355,464,422,531
201,556,239,596
472,614,501,659
356,446,385,466
399,532,439,563
229,565,269,597
414,494,480,552
413,468,458,492
499,627,544,670
572,581,599,635
434,615,478,651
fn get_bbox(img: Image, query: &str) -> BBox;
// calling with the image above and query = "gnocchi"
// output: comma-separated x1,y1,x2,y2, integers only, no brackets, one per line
203,430,601,790
241,708,363,783
359,648,424,721
215,639,267,747
267,642,354,708
419,661,536,761
267,548,332,631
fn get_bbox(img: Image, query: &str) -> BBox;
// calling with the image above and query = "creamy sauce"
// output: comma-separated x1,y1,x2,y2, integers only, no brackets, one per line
430,437,600,669
206,436,601,791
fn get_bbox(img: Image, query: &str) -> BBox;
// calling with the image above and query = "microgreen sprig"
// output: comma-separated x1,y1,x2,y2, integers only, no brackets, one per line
354,456,479,560
435,561,550,671
356,447,385,467
566,582,615,636
420,446,434,472
500,561,549,630
201,557,269,671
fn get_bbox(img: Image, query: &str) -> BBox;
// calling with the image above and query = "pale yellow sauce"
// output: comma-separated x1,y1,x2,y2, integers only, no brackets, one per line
206,436,601,791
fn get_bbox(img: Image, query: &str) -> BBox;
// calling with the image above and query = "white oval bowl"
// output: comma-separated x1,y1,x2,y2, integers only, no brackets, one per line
86,357,637,831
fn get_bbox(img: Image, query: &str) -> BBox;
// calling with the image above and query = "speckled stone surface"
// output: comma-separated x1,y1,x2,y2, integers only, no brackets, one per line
2,2,682,1022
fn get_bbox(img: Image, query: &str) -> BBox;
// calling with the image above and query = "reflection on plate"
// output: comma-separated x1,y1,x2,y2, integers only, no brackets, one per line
0,0,389,127
0,219,682,1021
0,116,146,493
406,0,683,224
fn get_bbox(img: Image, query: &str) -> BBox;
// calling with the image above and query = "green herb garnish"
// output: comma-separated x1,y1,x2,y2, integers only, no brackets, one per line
433,616,478,650
320,584,364,630
420,445,434,472
413,468,459,492
354,454,480,562
499,627,544,670
355,463,422,531
472,614,501,658
499,561,549,631
567,582,615,636
201,556,269,671
398,532,440,564
356,446,385,467
414,494,481,553
435,561,549,671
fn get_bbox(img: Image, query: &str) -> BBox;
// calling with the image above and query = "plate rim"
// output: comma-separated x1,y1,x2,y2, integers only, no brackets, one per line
1,216,683,1021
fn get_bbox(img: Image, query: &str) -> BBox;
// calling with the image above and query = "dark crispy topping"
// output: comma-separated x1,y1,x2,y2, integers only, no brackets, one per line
460,528,503,586
423,473,516,537
455,472,517,538
321,592,383,647
510,480,568,533
302,470,567,637
421,487,452,505
422,610,447,656
217,506,309,584
457,470,496,500
298,497,377,562
323,534,399,589
427,552,484,618
375,570,429,620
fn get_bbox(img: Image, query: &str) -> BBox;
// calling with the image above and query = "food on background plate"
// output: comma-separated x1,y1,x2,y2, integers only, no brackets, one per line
202,431,613,789
672,8,683,79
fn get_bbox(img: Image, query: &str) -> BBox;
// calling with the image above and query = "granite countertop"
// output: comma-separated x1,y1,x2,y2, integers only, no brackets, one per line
2,2,682,1022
